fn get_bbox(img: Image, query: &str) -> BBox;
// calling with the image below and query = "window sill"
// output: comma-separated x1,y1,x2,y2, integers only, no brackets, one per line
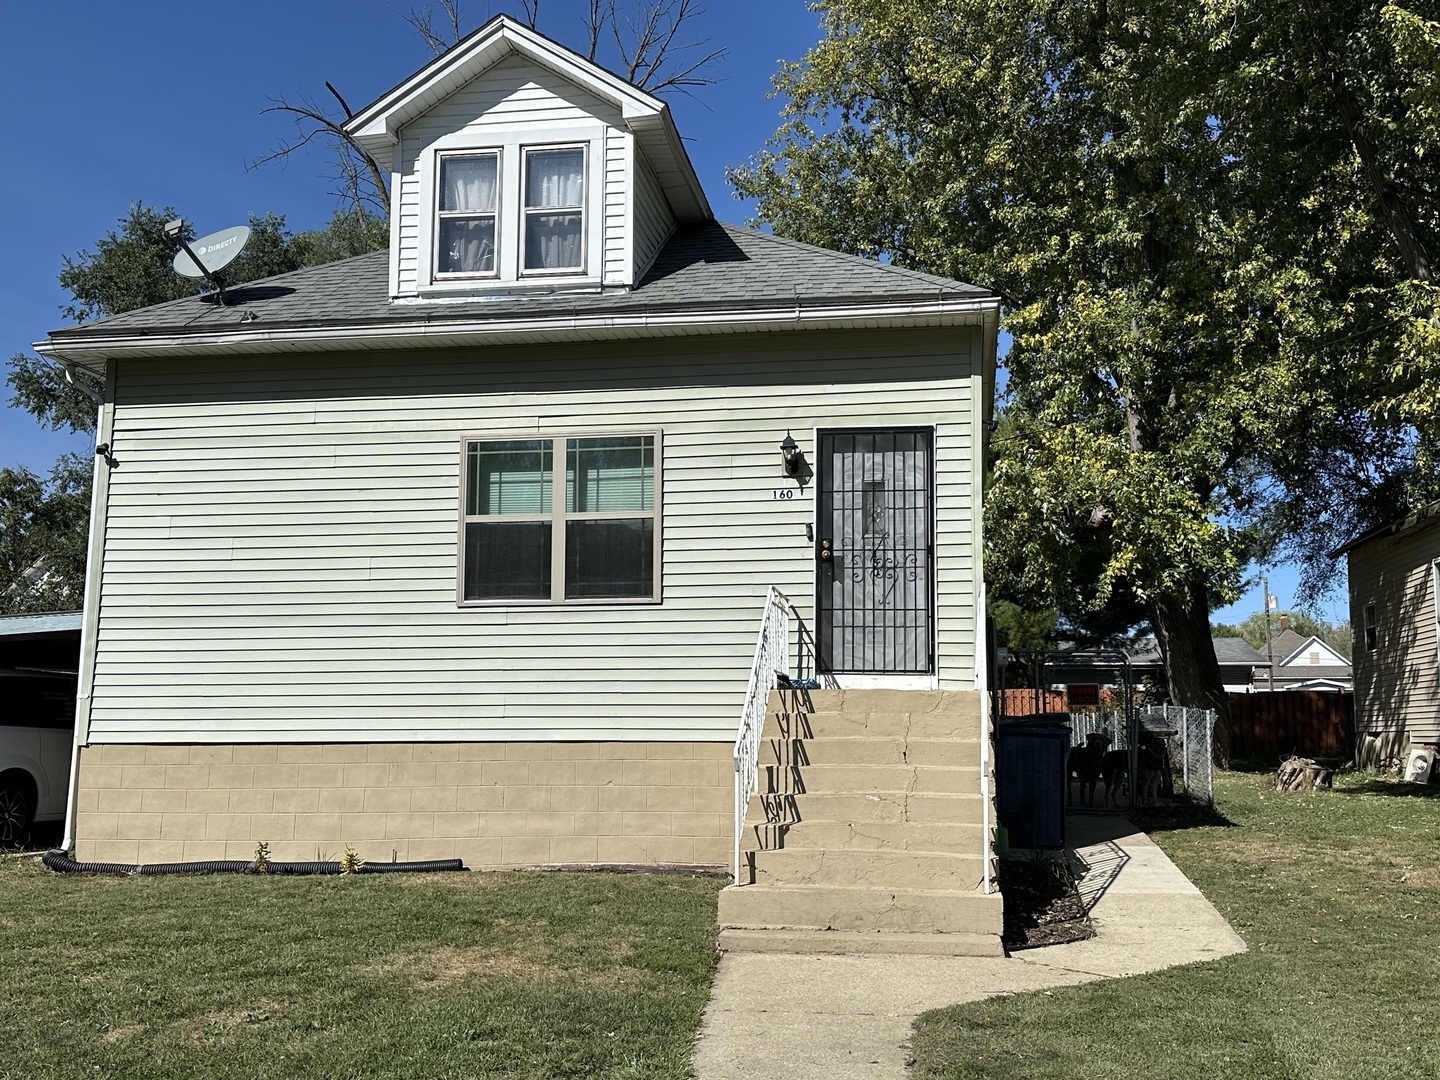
412,276,604,301
456,596,661,608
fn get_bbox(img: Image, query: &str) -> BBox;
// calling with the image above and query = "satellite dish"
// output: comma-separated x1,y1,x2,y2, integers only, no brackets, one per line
171,224,250,278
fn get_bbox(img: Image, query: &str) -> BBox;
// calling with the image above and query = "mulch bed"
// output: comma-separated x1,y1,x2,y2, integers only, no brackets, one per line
999,856,1095,952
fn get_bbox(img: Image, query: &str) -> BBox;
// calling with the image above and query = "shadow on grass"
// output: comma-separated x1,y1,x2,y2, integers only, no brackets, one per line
1127,800,1237,834
1338,777,1440,799
1226,754,1352,774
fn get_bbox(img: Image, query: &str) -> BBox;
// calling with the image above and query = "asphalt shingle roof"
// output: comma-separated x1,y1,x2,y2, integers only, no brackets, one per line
47,223,994,342
1210,637,1272,666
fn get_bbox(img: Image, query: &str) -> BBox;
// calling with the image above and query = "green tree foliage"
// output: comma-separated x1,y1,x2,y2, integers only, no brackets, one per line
4,204,387,613
989,599,1057,651
732,0,1440,759
0,455,91,615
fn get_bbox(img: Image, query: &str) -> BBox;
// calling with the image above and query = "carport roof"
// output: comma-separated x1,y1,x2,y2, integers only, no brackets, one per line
0,612,83,639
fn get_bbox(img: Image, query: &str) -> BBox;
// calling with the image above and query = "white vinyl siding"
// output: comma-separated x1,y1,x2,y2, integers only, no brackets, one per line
392,53,625,295
604,128,630,283
632,152,675,278
1350,526,1440,746
87,328,982,745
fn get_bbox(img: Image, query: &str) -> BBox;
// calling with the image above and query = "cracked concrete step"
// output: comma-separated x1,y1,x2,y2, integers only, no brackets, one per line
763,710,982,740
760,736,981,768
747,849,984,890
758,819,983,853
717,882,1003,934
748,791,984,827
758,763,979,796
789,689,984,715
717,927,1005,956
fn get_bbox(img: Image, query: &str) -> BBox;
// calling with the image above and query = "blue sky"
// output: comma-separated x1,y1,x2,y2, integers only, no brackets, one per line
0,0,1346,625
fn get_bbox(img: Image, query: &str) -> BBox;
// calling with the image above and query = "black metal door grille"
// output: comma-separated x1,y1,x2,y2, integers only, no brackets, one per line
817,429,934,674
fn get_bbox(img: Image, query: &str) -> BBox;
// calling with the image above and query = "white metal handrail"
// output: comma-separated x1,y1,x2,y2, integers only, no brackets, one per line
732,586,792,885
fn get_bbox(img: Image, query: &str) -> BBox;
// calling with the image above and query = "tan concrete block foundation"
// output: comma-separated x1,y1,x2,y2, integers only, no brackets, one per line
75,741,732,869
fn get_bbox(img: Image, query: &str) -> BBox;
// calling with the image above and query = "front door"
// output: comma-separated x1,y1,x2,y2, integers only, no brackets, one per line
816,429,935,674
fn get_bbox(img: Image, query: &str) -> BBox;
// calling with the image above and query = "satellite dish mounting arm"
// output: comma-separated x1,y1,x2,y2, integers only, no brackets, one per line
165,218,231,304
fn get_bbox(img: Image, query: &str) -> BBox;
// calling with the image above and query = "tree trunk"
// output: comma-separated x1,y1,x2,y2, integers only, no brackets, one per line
1149,574,1232,768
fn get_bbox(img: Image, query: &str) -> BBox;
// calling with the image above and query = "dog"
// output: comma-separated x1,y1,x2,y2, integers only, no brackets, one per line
1101,735,1167,807
1067,732,1111,807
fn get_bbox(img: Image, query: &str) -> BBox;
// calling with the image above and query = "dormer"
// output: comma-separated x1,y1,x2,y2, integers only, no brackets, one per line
345,15,711,299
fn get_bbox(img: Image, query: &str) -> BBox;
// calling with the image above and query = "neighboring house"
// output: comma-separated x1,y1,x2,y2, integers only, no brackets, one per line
1210,637,1273,693
1254,622,1353,692
1335,500,1440,766
1050,637,1269,695
37,18,1002,952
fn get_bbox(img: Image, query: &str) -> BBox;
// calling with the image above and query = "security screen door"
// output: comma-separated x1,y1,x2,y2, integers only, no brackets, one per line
816,429,935,674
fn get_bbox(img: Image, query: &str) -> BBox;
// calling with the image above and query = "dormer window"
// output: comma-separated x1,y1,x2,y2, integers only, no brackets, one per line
419,135,599,291
438,152,500,276
523,147,585,272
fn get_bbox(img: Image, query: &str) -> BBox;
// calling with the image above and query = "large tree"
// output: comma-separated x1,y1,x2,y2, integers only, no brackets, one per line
732,0,1440,762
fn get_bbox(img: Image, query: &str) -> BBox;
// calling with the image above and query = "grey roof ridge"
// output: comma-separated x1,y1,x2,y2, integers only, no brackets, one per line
717,222,995,296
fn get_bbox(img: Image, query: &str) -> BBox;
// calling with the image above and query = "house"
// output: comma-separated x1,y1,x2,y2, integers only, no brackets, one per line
36,18,1003,952
1254,619,1353,692
1335,501,1440,767
1047,636,1269,695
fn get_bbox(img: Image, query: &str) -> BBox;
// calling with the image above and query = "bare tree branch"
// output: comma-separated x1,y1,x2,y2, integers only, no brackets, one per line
405,0,467,56
583,0,607,61
250,95,391,217
608,0,726,95
519,0,540,29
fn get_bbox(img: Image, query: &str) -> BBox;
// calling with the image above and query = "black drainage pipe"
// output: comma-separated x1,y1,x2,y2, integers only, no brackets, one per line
42,850,464,876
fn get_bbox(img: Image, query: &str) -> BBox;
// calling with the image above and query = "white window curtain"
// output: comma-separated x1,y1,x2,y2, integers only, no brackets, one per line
525,149,584,270
526,150,583,208
438,155,498,274
442,156,498,212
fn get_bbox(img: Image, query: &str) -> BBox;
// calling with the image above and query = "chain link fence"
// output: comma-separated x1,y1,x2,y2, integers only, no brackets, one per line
1067,704,1217,807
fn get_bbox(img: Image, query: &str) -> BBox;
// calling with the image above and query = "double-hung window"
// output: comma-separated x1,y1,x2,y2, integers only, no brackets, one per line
461,434,658,603
523,146,585,272
437,152,500,276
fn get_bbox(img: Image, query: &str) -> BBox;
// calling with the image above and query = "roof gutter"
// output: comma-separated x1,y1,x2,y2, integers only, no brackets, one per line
36,294,1001,369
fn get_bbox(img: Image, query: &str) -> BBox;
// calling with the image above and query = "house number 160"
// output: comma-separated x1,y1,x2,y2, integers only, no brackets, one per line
771,488,798,500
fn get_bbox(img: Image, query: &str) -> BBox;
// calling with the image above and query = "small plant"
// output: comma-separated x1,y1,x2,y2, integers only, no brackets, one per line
339,846,365,876
251,841,271,874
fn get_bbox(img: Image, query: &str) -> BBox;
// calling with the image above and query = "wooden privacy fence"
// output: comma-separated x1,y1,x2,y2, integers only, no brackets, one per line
998,688,1069,718
1228,691,1354,757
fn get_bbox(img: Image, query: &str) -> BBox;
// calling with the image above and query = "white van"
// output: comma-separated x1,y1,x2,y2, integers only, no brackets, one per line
0,670,76,848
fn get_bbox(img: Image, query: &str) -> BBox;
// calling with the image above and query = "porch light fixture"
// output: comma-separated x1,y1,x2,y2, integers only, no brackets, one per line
780,432,801,478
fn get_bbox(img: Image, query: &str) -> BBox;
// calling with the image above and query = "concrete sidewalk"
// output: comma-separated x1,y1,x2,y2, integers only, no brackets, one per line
690,813,1247,1080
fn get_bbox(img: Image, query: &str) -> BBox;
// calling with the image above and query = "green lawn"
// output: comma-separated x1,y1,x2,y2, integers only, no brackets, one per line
0,861,723,1080
911,770,1440,1080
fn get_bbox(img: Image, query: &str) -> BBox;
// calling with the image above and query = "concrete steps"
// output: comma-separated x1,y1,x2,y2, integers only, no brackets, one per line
722,688,1000,956
761,736,980,768
717,928,1004,957
758,819,982,853
759,763,979,795
718,882,1002,934
750,849,984,890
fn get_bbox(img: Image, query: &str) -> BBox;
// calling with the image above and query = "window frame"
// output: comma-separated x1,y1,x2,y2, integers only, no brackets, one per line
433,148,503,281
416,126,604,294
456,429,662,607
520,143,589,277
1364,601,1378,653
